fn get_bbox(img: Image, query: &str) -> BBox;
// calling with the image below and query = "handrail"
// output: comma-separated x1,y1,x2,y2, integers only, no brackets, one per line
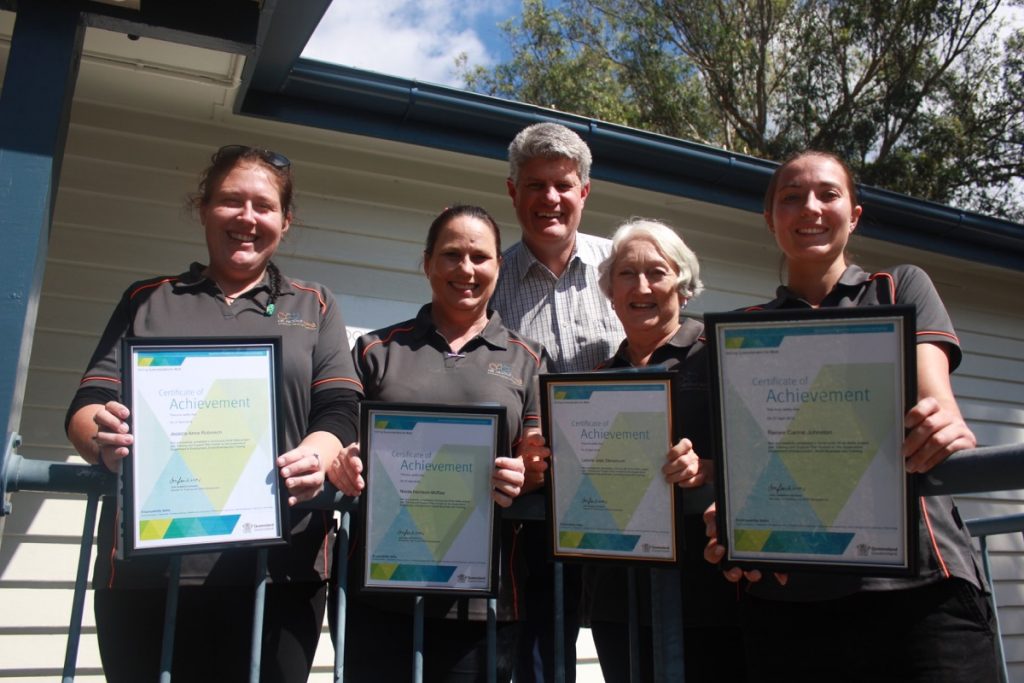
5,442,1023,515
967,512,1024,538
918,444,1024,496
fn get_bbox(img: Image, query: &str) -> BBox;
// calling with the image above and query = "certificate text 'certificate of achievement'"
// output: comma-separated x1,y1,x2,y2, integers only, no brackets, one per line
707,307,916,574
121,337,286,556
361,403,505,596
541,373,677,564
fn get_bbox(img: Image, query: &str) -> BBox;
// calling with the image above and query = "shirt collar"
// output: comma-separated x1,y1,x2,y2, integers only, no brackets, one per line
176,262,290,298
508,235,586,282
608,318,703,367
413,304,509,350
771,264,868,307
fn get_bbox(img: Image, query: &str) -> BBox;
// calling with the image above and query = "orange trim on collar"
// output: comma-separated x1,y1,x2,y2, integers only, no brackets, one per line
360,324,417,359
867,272,896,303
130,277,177,300
507,338,541,367
289,281,328,314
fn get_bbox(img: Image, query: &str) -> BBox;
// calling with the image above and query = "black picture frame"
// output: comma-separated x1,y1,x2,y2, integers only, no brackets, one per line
705,306,918,575
540,370,682,566
119,336,287,557
359,401,507,596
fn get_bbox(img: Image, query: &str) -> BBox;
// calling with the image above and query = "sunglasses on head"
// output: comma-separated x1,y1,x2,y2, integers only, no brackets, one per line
214,144,291,170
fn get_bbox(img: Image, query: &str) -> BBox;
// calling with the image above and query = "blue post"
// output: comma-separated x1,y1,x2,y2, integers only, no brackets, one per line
250,549,269,683
61,491,100,683
0,0,84,492
627,567,640,681
487,597,498,683
977,535,1010,683
650,567,684,682
413,595,424,683
159,557,182,683
334,509,351,683
553,561,565,683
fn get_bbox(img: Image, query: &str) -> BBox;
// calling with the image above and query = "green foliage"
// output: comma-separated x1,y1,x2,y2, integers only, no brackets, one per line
460,0,1024,221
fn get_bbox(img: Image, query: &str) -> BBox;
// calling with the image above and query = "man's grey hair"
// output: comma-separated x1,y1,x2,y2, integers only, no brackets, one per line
598,218,704,300
508,122,592,185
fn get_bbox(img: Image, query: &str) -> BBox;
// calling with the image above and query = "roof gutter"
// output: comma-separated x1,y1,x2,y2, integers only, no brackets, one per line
239,61,1024,271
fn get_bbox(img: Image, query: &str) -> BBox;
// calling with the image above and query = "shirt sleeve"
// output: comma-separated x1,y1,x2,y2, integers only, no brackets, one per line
311,289,364,398
522,346,551,430
310,289,363,443
352,331,381,400
64,286,134,433
308,387,360,446
892,265,963,371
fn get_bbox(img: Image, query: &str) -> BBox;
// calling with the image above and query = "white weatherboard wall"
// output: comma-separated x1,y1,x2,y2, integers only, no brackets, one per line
1,15,1023,682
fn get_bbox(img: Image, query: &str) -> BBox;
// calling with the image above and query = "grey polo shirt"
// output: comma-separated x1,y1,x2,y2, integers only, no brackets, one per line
351,303,547,619
491,232,624,373
745,264,985,600
72,262,362,588
356,304,545,442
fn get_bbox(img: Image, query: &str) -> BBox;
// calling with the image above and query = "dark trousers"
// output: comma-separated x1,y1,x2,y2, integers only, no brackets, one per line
591,619,746,683
740,578,999,683
95,582,327,683
514,521,579,683
338,600,518,683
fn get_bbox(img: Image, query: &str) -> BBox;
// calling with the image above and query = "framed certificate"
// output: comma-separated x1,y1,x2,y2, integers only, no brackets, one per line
119,337,287,556
360,402,507,596
540,371,679,564
706,306,917,574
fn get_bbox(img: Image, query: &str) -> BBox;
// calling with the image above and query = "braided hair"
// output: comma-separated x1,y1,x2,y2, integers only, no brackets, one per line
265,261,282,316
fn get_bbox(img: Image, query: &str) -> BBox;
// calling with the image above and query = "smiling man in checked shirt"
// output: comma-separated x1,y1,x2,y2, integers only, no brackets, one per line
491,122,624,683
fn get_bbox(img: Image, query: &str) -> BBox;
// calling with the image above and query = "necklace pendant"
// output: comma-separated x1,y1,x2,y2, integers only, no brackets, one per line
265,303,276,316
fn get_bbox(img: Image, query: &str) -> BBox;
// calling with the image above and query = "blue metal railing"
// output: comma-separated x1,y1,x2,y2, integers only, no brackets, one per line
2,440,1023,682
967,512,1024,683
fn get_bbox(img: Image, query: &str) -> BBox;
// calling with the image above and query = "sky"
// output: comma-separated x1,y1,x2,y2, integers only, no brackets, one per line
303,1,1022,88
302,0,520,87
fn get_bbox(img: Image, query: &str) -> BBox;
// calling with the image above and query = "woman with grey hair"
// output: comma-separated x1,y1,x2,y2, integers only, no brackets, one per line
597,218,704,303
584,218,743,682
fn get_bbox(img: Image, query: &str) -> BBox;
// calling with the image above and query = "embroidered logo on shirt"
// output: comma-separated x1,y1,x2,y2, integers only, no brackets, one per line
488,362,523,386
276,312,318,330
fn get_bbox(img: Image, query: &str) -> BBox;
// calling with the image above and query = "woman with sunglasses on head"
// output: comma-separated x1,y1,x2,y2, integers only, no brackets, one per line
704,150,998,682
65,145,362,682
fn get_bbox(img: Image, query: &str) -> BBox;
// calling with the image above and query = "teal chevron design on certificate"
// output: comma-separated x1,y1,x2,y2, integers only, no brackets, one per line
729,363,895,541
560,411,667,530
369,562,458,583
371,444,489,562
137,379,270,520
559,530,640,551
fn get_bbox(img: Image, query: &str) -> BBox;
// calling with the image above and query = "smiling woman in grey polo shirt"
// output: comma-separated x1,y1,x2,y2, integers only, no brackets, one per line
329,204,550,683
705,150,998,682
64,145,362,683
